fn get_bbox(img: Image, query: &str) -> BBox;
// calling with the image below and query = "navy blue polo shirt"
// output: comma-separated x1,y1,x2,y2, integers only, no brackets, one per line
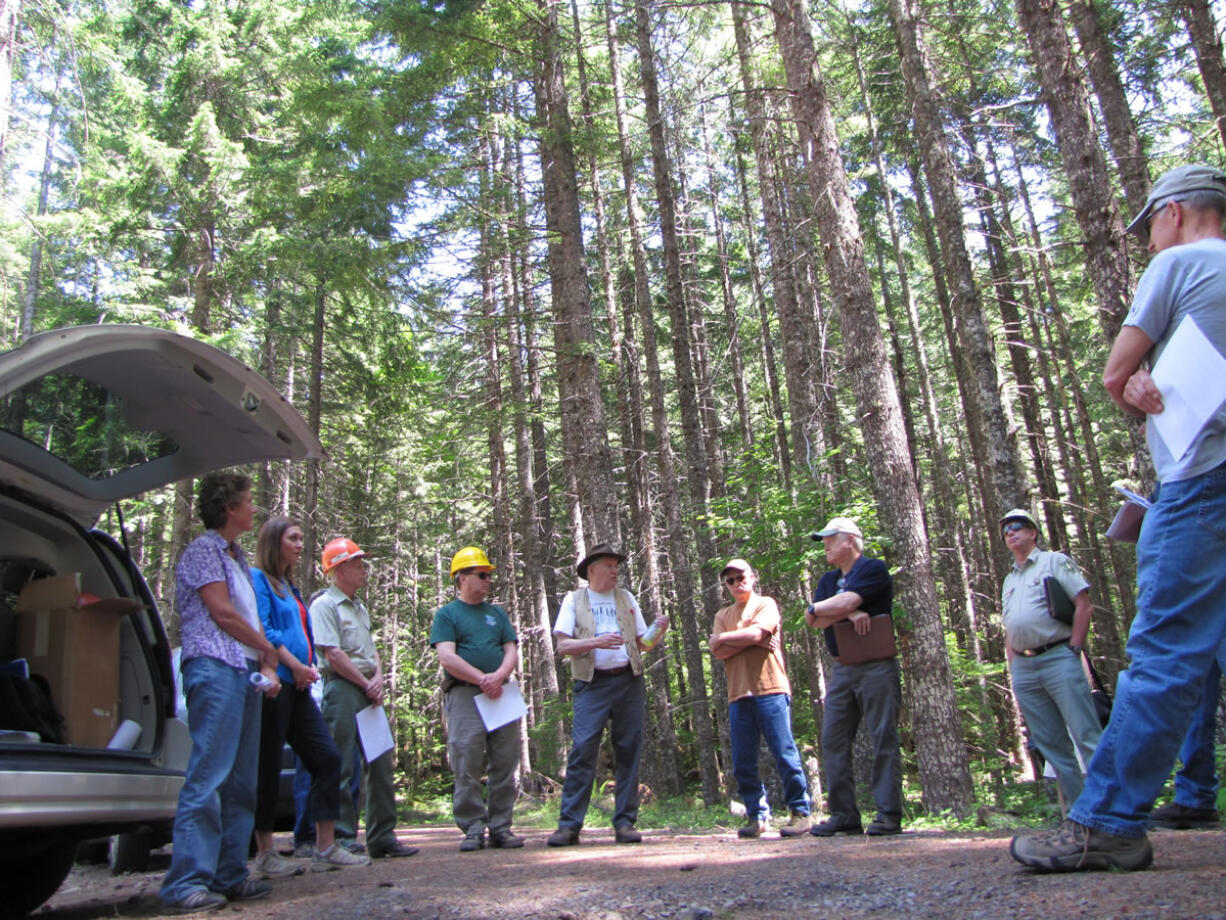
812,554,893,658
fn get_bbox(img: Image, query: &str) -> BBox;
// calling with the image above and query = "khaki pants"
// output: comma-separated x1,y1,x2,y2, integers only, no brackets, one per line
443,685,521,837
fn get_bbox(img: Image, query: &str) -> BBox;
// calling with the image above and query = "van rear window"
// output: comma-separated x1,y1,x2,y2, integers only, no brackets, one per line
0,373,177,481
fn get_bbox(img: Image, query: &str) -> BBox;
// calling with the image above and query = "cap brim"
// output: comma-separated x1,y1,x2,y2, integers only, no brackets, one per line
1126,207,1150,244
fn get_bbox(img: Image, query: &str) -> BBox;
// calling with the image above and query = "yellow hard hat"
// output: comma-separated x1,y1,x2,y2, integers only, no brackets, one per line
322,538,368,574
450,546,494,576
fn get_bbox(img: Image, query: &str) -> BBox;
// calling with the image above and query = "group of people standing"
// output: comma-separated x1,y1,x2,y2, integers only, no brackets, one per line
157,159,1226,913
431,521,906,851
160,474,413,914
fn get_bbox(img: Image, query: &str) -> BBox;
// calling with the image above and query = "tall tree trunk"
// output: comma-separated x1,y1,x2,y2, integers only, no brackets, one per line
1062,0,1150,214
731,1,821,483
1179,0,1226,151
0,0,18,171
768,0,973,816
302,278,326,598
532,0,621,546
1015,0,1134,343
888,0,1030,527
20,99,56,339
633,0,722,804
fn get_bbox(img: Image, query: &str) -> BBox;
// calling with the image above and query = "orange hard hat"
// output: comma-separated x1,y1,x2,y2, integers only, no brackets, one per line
321,537,369,574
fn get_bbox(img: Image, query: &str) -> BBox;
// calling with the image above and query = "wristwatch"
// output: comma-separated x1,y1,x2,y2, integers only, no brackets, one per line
1068,644,1083,656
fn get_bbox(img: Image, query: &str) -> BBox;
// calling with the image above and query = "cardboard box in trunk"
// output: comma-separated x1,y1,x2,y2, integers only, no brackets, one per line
14,574,142,747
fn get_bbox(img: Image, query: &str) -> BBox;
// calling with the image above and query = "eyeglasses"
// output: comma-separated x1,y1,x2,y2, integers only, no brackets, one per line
724,573,748,586
1002,522,1028,534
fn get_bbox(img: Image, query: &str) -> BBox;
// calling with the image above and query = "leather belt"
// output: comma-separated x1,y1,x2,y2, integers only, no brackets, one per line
1018,638,1069,658
594,664,632,677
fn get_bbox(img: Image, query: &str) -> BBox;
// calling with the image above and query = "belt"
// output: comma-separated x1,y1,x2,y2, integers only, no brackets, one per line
1018,638,1069,658
445,679,480,692
594,664,632,677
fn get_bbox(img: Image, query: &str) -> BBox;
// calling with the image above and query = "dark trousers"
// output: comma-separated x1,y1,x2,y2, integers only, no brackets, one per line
821,657,903,824
294,743,361,847
255,683,342,832
559,670,645,830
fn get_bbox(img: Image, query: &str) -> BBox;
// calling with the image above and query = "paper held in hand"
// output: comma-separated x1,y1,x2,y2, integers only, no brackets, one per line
474,681,528,731
1149,315,1226,462
356,703,394,762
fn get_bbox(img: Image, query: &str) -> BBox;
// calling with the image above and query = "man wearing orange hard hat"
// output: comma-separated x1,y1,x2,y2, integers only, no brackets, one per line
310,538,417,859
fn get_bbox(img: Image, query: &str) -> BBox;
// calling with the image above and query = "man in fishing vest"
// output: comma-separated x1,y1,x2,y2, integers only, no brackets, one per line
547,544,669,846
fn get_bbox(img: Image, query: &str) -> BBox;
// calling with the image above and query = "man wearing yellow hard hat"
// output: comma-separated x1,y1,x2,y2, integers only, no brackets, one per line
310,538,418,859
429,546,523,851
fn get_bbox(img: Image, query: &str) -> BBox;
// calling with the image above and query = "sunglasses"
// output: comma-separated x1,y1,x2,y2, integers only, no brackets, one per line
1002,522,1028,534
724,573,749,586
460,569,491,580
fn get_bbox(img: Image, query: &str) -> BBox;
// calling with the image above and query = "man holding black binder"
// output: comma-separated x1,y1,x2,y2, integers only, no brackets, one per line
803,517,902,837
999,508,1100,811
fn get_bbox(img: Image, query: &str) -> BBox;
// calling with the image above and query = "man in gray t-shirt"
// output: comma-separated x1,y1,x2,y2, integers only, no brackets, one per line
1012,164,1226,873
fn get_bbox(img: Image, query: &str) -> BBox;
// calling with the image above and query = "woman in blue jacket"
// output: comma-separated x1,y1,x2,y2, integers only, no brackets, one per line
251,517,369,873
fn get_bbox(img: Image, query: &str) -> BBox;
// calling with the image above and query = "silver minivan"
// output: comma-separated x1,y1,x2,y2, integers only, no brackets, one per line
0,325,321,916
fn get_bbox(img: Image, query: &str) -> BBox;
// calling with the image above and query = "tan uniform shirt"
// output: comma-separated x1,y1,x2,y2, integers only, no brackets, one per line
310,584,379,679
711,594,791,702
1002,548,1090,653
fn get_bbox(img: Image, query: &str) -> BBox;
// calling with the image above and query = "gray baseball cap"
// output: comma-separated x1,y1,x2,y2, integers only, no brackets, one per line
1127,164,1226,244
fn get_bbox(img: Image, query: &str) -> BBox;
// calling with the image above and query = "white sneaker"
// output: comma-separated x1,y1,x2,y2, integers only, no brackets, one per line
312,843,372,871
253,850,305,879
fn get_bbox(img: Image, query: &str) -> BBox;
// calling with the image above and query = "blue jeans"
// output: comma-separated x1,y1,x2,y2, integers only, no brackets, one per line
1010,645,1102,804
821,658,903,824
161,656,261,903
729,693,810,820
1070,462,1226,837
1174,657,1224,809
559,670,645,830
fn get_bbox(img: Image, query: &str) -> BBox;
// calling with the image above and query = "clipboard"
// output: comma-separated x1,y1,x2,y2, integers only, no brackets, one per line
833,614,896,665
1044,576,1075,625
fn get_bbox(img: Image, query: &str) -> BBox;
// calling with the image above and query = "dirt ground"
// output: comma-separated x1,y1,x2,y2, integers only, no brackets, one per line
35,824,1226,920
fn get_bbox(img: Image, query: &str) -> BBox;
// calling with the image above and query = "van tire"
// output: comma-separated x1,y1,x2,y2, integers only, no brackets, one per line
108,830,153,874
0,837,75,918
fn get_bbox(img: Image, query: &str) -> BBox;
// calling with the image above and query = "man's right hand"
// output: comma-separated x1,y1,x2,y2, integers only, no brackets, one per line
1123,367,1164,415
591,633,625,651
848,610,871,635
364,673,384,704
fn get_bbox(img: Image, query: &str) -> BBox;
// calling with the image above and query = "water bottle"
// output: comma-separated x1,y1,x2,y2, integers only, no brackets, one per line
249,671,275,693
641,619,664,650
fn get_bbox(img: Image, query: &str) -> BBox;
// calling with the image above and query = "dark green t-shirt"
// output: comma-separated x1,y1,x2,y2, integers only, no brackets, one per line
429,599,517,673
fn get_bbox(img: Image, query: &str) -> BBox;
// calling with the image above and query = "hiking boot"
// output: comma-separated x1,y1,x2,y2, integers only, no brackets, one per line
222,879,272,902
163,889,227,914
369,840,419,858
1010,818,1154,872
866,819,902,836
779,812,811,837
614,824,642,844
737,816,766,838
253,850,305,879
489,830,525,849
459,832,486,852
809,817,863,837
1149,801,1220,830
547,826,581,847
312,843,371,871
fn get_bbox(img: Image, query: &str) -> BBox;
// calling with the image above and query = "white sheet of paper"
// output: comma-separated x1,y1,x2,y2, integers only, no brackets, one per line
1150,315,1226,461
356,703,394,762
473,681,527,732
